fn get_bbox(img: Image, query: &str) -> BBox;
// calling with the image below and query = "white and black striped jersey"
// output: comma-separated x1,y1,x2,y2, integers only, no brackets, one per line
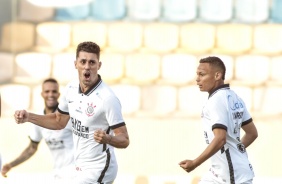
201,84,254,184
58,75,125,183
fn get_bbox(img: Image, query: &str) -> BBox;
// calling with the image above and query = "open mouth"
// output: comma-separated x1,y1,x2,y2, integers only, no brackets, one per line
84,72,90,79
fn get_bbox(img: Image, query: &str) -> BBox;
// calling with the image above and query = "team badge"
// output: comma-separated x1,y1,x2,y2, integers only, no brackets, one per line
85,103,96,117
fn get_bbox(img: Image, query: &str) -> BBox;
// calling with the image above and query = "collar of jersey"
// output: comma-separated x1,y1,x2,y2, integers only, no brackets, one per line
208,84,230,99
78,74,102,96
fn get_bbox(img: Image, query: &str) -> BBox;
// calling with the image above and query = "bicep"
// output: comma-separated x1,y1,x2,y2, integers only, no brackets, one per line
113,125,128,137
241,121,257,135
55,111,70,129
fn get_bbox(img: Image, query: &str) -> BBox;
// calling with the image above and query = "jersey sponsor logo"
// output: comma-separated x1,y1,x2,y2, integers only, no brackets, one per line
85,102,96,117
204,131,209,144
46,139,65,150
71,117,90,139
237,143,246,153
228,95,243,111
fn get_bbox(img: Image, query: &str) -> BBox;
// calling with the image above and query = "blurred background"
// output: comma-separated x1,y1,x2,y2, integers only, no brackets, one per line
0,0,282,183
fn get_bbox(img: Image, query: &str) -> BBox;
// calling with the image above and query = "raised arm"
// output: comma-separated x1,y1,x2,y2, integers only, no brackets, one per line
241,121,258,149
1,140,39,177
14,110,70,130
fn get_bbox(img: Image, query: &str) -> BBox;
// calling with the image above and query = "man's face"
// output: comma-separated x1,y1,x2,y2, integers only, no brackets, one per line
41,82,60,109
196,62,218,93
75,51,101,87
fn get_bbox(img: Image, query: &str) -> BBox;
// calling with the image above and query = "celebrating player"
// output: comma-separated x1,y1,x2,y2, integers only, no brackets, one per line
179,56,258,184
14,41,130,184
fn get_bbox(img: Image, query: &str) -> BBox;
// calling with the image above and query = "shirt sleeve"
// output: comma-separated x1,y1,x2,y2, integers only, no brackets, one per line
104,95,125,128
29,124,42,143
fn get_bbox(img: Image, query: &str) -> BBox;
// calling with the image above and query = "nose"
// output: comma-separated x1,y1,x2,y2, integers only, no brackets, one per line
196,75,200,82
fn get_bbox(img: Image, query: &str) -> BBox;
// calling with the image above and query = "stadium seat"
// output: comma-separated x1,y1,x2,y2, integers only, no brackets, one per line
177,85,208,118
18,0,54,22
214,24,253,54
123,53,160,84
14,52,52,84
269,56,282,85
99,52,124,83
138,85,177,117
55,3,90,21
90,0,126,20
35,22,71,53
0,0,12,39
143,23,179,53
253,86,282,116
107,22,143,53
0,53,14,83
200,54,234,82
270,0,282,23
234,0,269,23
162,0,197,22
128,0,161,21
198,0,233,23
178,24,215,53
71,21,107,50
253,24,282,55
159,54,198,85
51,52,77,84
1,22,35,52
233,55,270,86
0,84,30,117
110,84,141,115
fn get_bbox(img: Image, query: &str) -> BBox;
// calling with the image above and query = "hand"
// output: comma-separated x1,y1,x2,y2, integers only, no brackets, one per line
179,159,197,173
14,110,29,124
94,129,111,144
1,163,12,177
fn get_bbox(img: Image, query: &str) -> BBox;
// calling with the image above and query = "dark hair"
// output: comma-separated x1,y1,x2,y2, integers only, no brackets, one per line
76,41,100,59
199,56,226,80
43,78,58,85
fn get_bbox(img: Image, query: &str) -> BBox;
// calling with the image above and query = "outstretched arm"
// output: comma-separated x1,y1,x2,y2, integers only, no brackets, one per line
1,141,39,177
241,121,258,149
14,110,70,130
179,128,226,173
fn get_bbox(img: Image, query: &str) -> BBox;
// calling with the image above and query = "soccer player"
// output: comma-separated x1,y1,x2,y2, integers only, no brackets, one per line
179,56,258,184
2,78,74,182
14,41,130,184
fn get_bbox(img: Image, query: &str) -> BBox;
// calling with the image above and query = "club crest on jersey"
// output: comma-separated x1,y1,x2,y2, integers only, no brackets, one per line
85,103,96,117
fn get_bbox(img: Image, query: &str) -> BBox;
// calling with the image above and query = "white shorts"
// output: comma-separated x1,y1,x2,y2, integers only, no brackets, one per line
199,170,253,184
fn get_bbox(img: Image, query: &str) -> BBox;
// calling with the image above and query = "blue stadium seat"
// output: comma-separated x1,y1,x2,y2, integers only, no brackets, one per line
270,0,282,23
162,0,197,22
198,0,233,23
90,0,126,20
234,0,269,23
128,0,161,21
55,4,90,21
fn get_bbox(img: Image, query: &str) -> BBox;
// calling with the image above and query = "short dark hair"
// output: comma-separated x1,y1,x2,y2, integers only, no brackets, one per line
43,78,58,85
199,56,226,80
76,41,100,59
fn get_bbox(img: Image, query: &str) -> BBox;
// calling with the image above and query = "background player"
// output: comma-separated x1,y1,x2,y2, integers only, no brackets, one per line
2,78,74,182
179,56,258,184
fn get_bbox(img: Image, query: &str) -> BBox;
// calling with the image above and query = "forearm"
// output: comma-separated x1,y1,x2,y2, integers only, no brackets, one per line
28,113,65,130
107,134,129,149
241,133,257,149
9,146,37,167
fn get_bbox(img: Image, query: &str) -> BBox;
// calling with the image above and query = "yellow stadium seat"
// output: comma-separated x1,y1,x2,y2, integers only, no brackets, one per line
0,53,14,83
0,22,35,52
18,0,54,22
270,56,282,85
123,53,160,84
111,84,141,115
99,52,124,83
138,85,177,117
14,52,52,84
35,22,71,53
214,24,253,54
177,85,208,118
159,54,197,85
107,22,143,53
178,24,215,53
233,55,270,86
253,24,282,55
142,23,179,53
0,84,30,117
51,52,77,84
71,22,107,50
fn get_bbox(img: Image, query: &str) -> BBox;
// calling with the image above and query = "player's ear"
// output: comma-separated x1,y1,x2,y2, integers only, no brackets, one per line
98,61,102,70
215,72,222,80
74,60,77,69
